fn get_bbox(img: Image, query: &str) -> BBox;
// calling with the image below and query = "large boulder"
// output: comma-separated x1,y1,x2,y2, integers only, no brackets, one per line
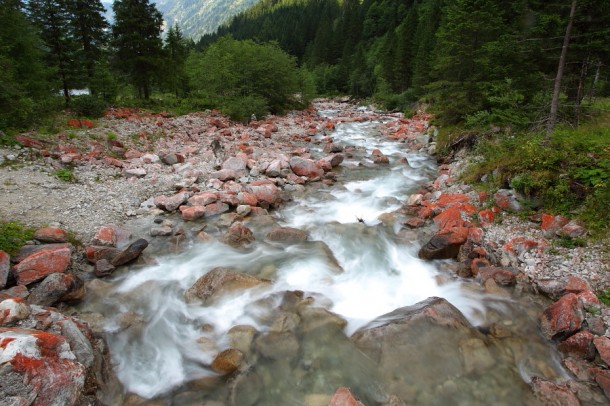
26,273,84,307
12,245,72,285
540,293,584,340
418,227,469,260
247,181,279,206
289,156,324,179
265,227,309,244
184,267,270,304
351,297,493,399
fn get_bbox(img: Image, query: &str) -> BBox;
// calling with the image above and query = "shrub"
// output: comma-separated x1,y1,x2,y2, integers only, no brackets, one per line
71,95,107,118
54,168,75,182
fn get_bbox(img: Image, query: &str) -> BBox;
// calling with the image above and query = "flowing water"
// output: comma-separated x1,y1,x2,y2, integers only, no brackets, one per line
82,108,580,405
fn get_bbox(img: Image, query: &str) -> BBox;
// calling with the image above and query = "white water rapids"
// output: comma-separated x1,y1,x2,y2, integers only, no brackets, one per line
84,108,572,404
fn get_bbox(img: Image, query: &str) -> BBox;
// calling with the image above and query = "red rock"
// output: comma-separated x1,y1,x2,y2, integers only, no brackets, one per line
211,348,244,375
218,192,239,206
84,245,120,264
540,293,584,340
237,192,258,206
211,169,238,181
219,224,255,248
247,181,279,206
81,119,94,128
12,246,72,285
404,217,425,228
204,202,230,217
558,331,596,360
470,258,491,275
373,155,389,164
478,209,496,224
189,192,218,206
476,266,517,286
290,156,324,179
0,285,29,301
593,336,610,365
494,189,523,212
67,118,82,128
329,387,365,406
180,205,206,221
418,227,469,260
34,228,68,244
591,368,610,399
558,220,586,238
0,250,9,289
433,205,475,231
371,149,383,156
541,214,570,237
317,159,332,172
576,290,601,311
565,276,590,294
103,156,124,167
91,226,117,247
221,156,248,174
531,377,580,406
123,149,143,159
15,134,46,149
0,327,86,405
437,193,470,207
156,191,189,212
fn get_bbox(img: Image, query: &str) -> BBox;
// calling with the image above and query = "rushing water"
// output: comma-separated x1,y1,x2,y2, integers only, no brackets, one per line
83,108,580,405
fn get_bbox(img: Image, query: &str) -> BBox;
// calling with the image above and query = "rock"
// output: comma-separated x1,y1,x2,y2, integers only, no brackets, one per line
91,226,117,247
535,279,566,300
204,202,230,217
124,168,146,178
180,205,206,221
558,220,586,238
459,337,495,374
593,336,610,365
227,325,258,355
540,293,584,340
265,159,284,177
221,157,248,174
557,331,596,361
211,348,244,375
322,154,344,168
141,153,160,164
0,251,9,289
591,368,610,399
160,152,184,165
26,273,84,307
289,156,324,179
576,291,601,312
329,387,365,406
219,224,255,248
0,285,29,301
418,227,469,260
476,266,517,286
236,205,252,216
111,239,149,267
211,169,238,181
254,331,299,361
161,191,190,212
0,327,87,406
0,299,30,326
85,246,121,264
247,181,279,206
351,297,486,398
540,214,570,238
94,259,116,277
12,243,72,264
564,276,591,294
188,192,218,207
184,267,270,304
404,217,425,228
12,246,72,285
33,227,68,243
530,377,580,406
265,227,309,244
494,189,523,212
373,155,390,164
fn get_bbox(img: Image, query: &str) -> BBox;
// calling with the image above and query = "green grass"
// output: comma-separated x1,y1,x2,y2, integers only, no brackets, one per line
54,168,75,182
599,288,610,307
0,221,36,255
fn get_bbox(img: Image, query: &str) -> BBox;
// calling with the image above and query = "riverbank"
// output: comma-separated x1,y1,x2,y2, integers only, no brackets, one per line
0,99,609,404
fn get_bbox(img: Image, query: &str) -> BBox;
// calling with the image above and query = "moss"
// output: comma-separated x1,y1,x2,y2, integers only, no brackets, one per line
0,221,36,255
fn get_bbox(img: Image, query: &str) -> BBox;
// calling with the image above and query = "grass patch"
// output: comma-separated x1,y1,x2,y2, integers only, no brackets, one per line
0,221,36,255
599,288,610,307
54,168,75,182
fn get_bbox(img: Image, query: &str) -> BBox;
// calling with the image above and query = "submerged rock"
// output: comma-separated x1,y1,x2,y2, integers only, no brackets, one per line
265,227,309,244
184,267,270,304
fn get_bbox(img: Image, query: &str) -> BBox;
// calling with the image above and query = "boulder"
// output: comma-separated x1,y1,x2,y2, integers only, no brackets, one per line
265,159,284,177
160,152,184,165
351,297,488,398
180,205,206,221
221,157,247,175
265,227,309,244
557,331,596,361
12,243,72,264
94,259,116,278
247,181,279,206
591,368,610,399
219,224,255,248
26,273,84,307
0,285,29,301
329,387,365,406
210,169,238,181
541,214,570,238
33,227,68,243
418,227,469,260
593,336,610,365
254,331,299,361
476,266,517,287
494,189,524,212
85,246,121,264
12,246,72,285
188,192,218,207
237,192,258,206
184,267,270,304
204,202,230,217
111,239,149,267
0,327,87,406
211,348,244,375
90,226,117,247
530,377,580,406
0,251,9,289
0,299,30,326
289,156,324,179
540,293,584,340
558,220,586,238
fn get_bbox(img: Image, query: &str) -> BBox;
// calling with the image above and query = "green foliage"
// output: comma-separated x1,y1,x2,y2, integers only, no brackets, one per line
188,36,304,118
598,289,610,307
54,168,75,182
221,95,269,123
70,95,107,118
0,221,36,255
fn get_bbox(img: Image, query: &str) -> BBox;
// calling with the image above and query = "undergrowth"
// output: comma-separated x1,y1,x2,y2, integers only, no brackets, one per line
0,221,35,255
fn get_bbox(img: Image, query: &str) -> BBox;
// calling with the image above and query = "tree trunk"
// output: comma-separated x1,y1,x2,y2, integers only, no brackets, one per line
546,0,577,136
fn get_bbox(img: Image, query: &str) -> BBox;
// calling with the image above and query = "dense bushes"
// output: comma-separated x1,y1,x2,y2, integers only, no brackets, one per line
187,37,313,121
70,95,107,118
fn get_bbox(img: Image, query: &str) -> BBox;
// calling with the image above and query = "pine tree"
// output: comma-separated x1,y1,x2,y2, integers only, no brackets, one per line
163,25,190,97
111,0,164,99
66,0,108,83
27,0,82,103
